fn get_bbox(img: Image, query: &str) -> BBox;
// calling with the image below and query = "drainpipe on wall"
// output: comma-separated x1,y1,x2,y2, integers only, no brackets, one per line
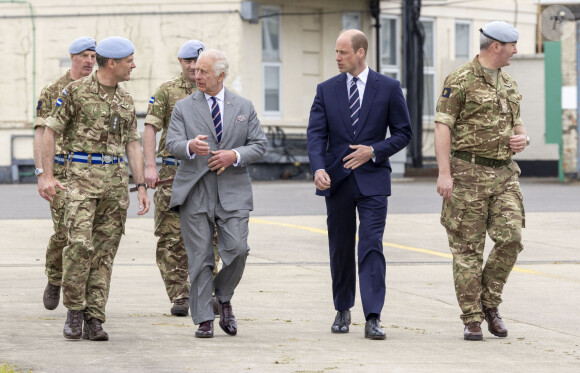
370,0,381,72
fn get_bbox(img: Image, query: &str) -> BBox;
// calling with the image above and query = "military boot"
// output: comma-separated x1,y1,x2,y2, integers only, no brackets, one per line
171,298,189,316
63,309,84,340
84,317,109,341
43,282,60,310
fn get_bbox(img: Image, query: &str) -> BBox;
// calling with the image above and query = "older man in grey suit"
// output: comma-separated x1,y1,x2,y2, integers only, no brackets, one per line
166,48,267,338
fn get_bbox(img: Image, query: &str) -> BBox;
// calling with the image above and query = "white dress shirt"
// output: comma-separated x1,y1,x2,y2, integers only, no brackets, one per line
185,88,240,165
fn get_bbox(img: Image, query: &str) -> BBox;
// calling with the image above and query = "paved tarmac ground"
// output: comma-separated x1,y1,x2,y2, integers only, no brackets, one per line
0,178,579,372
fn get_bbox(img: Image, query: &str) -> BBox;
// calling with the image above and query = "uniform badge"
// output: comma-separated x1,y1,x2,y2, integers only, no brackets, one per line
113,116,118,130
441,87,451,98
36,100,42,110
121,104,127,109
149,96,155,104
61,88,68,96
56,98,63,107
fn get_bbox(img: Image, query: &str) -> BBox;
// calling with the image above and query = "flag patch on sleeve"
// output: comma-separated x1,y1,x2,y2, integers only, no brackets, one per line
149,96,155,104
56,98,63,107
441,87,451,98
36,100,42,110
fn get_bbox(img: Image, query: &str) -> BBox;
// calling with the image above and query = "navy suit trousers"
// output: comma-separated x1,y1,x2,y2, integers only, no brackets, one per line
325,173,387,319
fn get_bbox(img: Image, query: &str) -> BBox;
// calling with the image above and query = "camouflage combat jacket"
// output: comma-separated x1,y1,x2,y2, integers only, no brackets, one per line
435,56,524,160
46,71,140,156
34,70,74,155
145,73,196,158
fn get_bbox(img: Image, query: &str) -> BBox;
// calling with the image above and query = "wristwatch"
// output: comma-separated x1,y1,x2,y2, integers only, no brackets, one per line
525,136,530,146
370,146,375,158
34,168,43,176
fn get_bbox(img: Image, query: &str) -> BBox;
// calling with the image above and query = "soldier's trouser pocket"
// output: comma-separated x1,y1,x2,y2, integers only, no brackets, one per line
441,197,487,244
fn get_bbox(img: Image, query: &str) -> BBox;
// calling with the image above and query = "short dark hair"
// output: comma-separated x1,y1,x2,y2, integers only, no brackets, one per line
351,32,368,56
96,53,122,68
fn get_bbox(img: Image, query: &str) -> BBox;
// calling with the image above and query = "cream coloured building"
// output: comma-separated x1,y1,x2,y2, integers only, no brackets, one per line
0,0,562,182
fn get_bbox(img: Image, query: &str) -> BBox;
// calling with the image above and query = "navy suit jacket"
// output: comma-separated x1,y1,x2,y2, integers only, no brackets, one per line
307,69,412,197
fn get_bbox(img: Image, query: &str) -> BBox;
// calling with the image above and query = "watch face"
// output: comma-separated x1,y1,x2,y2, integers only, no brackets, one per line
35,168,43,176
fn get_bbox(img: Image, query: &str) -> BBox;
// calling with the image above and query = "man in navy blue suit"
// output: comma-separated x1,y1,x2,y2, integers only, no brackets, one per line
307,29,412,340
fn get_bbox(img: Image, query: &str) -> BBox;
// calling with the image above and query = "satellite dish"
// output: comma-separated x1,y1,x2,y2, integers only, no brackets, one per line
540,5,575,41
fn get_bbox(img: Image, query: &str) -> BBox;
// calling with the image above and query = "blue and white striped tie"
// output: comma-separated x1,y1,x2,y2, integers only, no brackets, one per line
210,96,222,143
349,77,360,133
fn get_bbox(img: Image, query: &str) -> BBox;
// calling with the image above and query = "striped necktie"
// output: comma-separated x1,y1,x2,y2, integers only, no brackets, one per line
210,96,222,143
349,77,360,133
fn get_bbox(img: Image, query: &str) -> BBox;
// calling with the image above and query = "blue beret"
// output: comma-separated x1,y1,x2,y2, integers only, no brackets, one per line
69,36,96,54
96,36,135,59
480,21,519,43
178,40,206,59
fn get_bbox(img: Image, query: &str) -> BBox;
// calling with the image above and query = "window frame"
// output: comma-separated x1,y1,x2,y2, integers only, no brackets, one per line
380,14,400,81
420,17,436,121
342,12,361,30
454,19,472,60
261,5,282,117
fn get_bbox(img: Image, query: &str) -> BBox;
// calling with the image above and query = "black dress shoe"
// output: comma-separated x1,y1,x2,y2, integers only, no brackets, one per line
195,320,214,338
218,301,237,336
364,318,386,340
331,310,351,333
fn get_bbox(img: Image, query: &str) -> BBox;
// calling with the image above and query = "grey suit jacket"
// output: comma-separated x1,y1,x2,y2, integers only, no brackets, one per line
166,88,267,212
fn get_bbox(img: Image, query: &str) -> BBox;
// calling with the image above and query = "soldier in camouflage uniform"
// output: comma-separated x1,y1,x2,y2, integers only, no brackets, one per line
143,40,220,317
42,36,150,341
34,37,97,311
435,21,528,341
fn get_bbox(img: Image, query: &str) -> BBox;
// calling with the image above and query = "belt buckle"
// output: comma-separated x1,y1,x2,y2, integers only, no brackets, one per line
103,155,112,164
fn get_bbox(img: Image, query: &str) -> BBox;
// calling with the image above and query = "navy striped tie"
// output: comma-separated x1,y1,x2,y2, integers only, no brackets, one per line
349,77,360,133
210,96,222,143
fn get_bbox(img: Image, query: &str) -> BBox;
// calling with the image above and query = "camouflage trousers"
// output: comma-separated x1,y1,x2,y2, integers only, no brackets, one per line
45,163,67,286
154,164,219,303
441,158,525,324
62,162,129,323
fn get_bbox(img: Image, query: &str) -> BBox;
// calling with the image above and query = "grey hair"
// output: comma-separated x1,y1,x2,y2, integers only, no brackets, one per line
479,33,505,50
199,48,229,78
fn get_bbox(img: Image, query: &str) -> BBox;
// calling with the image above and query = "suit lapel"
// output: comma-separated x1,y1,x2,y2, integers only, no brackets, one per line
354,69,378,141
334,75,354,137
222,89,237,143
192,91,217,142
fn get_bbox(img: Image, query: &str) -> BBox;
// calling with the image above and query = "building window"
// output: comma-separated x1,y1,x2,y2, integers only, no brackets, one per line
455,20,471,60
342,12,361,30
380,15,399,80
262,6,281,115
420,18,435,119
263,63,281,112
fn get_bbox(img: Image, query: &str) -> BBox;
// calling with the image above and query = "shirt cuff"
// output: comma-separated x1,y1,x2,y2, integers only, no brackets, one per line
232,150,241,166
186,140,197,159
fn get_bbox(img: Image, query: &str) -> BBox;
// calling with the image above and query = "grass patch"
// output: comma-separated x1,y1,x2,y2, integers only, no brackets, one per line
0,362,30,373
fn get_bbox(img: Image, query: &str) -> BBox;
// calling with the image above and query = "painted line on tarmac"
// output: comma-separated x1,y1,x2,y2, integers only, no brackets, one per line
250,218,578,282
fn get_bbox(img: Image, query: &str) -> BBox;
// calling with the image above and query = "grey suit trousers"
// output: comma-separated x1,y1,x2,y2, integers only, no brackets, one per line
179,171,250,325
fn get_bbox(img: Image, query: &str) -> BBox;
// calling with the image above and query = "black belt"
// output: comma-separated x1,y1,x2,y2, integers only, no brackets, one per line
451,151,512,168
